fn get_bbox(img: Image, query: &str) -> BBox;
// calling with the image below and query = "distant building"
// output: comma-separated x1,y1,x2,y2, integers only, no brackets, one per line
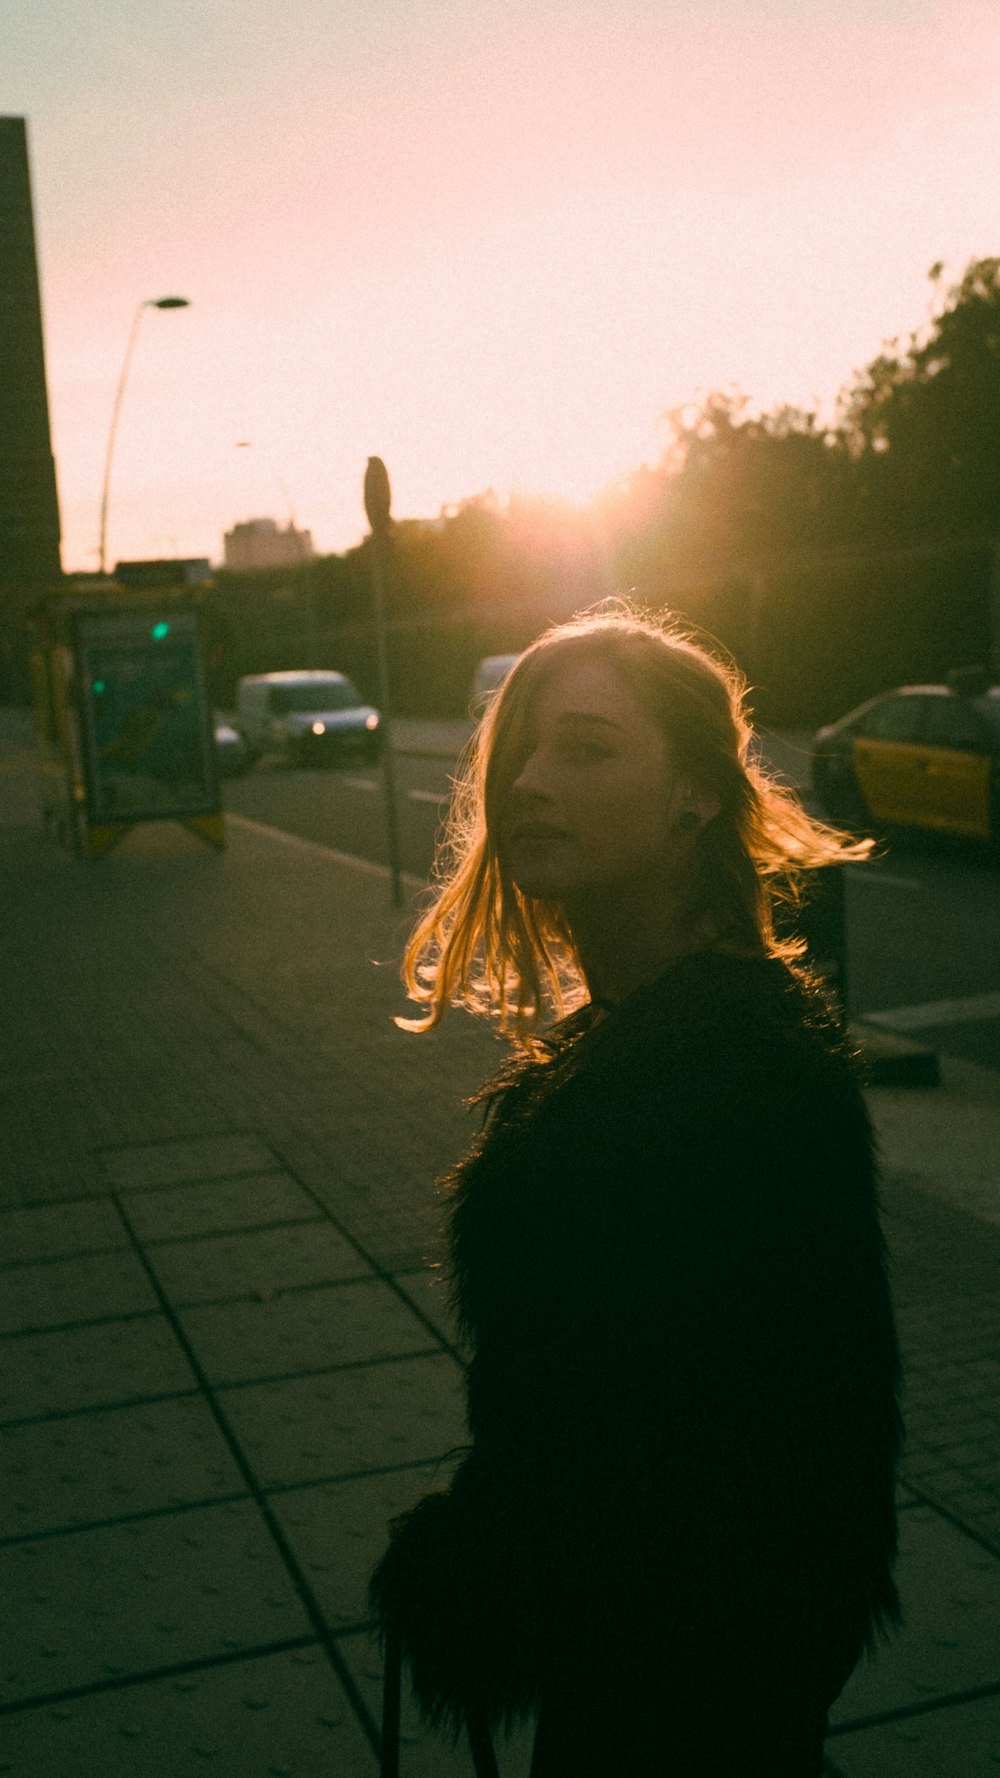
223,518,314,572
0,117,62,697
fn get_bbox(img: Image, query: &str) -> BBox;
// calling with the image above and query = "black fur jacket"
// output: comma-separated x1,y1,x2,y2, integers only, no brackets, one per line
370,952,902,1734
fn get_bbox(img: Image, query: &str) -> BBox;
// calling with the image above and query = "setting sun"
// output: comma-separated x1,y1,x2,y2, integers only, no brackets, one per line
7,0,1000,568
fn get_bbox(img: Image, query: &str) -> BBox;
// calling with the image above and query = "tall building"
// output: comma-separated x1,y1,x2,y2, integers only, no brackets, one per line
223,517,314,572
0,119,61,585
0,117,62,697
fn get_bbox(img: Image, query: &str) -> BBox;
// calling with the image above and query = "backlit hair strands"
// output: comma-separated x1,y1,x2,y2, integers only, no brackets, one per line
398,604,873,1049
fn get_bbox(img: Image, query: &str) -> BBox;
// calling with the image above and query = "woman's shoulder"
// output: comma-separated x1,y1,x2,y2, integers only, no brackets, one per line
620,950,843,1059
649,947,829,1015
615,950,866,1131
466,950,857,1147
466,999,605,1117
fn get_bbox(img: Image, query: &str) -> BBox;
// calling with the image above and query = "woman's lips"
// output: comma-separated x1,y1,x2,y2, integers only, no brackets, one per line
508,822,570,845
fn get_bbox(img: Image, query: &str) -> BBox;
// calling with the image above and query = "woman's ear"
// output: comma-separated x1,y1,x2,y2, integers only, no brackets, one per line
674,786,721,832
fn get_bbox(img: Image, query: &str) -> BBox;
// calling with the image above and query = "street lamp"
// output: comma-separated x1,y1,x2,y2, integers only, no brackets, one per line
234,440,306,550
97,295,190,577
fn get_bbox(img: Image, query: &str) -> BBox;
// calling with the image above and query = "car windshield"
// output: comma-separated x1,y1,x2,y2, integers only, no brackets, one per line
855,695,928,743
270,681,358,714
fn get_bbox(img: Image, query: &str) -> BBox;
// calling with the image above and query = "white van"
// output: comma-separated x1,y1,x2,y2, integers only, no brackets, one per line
236,670,381,767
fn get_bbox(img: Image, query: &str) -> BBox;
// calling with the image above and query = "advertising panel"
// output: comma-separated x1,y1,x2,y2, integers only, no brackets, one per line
73,606,219,825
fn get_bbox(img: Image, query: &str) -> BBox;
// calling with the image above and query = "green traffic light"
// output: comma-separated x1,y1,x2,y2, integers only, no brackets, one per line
151,621,171,640
92,679,106,694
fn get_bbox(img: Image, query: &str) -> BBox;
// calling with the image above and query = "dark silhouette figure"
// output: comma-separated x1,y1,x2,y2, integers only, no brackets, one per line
371,609,901,1776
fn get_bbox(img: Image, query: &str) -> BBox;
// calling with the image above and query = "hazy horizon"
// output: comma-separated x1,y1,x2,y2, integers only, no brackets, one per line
6,0,1000,571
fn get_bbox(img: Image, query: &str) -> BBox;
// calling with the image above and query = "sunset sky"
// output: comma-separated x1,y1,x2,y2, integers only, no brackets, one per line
7,0,1000,571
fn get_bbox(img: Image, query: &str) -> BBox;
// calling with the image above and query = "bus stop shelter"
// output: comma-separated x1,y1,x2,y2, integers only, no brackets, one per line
28,585,224,859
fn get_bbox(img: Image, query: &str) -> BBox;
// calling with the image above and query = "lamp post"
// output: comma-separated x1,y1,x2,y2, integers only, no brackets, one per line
234,440,311,564
97,295,189,577
364,456,403,908
235,441,301,539
235,441,316,652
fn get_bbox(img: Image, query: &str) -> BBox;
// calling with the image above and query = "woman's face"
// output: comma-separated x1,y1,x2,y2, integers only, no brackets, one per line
496,651,688,906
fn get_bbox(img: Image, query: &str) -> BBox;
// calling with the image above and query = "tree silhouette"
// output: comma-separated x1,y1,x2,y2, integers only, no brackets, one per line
839,257,1000,540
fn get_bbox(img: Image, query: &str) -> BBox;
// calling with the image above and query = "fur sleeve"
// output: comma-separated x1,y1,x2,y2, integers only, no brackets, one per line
368,1461,547,1734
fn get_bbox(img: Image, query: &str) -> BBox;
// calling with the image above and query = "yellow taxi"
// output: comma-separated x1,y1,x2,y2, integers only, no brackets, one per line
810,675,1000,843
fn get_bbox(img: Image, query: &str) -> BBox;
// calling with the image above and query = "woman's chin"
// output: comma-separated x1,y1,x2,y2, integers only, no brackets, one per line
512,869,567,901
506,849,569,902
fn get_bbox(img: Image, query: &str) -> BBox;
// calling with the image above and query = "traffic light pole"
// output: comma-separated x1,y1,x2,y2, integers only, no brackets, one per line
364,458,404,908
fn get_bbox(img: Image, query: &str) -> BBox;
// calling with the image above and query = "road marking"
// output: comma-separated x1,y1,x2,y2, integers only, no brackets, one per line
339,778,444,802
224,813,426,890
845,868,922,890
864,991,1000,1032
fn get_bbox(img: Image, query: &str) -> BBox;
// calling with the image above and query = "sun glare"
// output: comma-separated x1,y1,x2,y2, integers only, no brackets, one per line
39,0,1000,571
504,440,646,512
332,192,698,532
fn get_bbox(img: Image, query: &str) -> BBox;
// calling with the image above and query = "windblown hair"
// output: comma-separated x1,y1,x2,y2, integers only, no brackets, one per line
400,605,872,1048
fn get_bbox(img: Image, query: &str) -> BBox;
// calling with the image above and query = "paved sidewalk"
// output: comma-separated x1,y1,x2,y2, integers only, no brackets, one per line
1,711,998,1776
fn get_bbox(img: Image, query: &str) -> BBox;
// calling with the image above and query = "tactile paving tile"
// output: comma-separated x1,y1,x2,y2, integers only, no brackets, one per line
0,1396,246,1538
220,1353,466,1489
0,1315,195,1423
831,1505,1000,1723
179,1280,439,1386
270,1464,453,1630
0,1645,374,1777
124,1173,318,1242
147,1223,371,1305
101,1134,278,1191
827,1692,1000,1776
0,1198,128,1265
0,1250,157,1336
0,1498,311,1703
339,1630,536,1778
306,1184,448,1279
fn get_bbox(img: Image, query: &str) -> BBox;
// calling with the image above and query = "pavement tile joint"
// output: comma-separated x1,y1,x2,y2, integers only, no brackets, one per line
1,725,998,1776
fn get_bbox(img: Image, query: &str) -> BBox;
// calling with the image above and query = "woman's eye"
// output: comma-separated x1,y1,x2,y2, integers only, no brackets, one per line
561,739,612,763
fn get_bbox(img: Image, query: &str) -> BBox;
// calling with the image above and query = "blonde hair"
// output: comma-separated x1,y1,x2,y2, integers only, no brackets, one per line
400,606,872,1048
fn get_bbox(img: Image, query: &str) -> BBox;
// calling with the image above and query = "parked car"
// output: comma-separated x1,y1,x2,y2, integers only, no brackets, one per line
236,670,381,767
212,712,250,776
469,653,521,717
810,675,1000,843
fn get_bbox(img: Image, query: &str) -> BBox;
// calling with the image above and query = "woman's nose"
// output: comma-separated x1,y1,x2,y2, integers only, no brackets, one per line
511,747,552,801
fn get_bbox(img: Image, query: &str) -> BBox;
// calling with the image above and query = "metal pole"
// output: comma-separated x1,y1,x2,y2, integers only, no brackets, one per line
234,440,316,651
98,296,189,577
97,302,145,577
379,1624,403,1778
365,457,404,908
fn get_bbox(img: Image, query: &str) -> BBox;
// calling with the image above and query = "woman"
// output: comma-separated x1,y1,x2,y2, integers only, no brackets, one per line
371,608,901,1777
